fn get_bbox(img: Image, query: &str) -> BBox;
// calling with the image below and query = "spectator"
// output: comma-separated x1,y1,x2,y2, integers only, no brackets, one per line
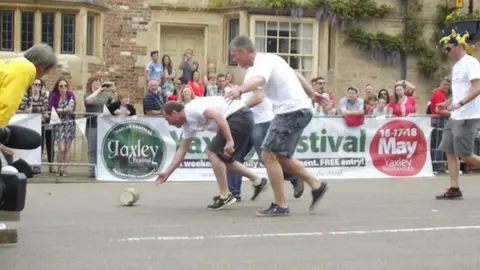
203,62,217,84
109,92,136,116
372,97,388,116
312,76,335,108
430,77,451,174
84,76,116,178
313,92,331,116
216,73,229,96
161,54,175,100
388,82,417,117
178,49,195,83
178,85,196,104
364,84,377,101
143,79,164,116
145,50,163,85
205,73,218,96
18,79,50,174
377,89,390,105
225,72,234,85
338,86,365,115
187,71,205,97
49,79,76,177
364,94,378,115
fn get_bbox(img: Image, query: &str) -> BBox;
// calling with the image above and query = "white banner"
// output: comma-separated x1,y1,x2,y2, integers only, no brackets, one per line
8,113,42,166
96,115,176,181
166,116,434,181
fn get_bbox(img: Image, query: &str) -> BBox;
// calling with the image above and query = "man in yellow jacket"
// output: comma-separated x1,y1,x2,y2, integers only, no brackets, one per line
0,43,57,126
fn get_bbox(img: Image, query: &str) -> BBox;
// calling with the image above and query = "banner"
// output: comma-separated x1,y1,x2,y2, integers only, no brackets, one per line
96,116,176,181
8,114,42,165
165,116,434,181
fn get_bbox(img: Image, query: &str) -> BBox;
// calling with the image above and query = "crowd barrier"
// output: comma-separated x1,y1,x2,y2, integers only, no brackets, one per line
9,112,441,181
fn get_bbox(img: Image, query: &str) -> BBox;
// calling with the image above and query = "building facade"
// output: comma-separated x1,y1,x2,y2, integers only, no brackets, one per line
0,0,473,111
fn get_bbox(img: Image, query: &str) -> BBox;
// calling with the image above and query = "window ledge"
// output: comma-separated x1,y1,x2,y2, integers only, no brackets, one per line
12,0,108,11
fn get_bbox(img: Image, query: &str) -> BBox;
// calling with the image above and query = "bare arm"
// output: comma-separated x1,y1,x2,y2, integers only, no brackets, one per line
244,89,264,108
459,79,480,105
85,88,105,104
203,109,233,142
238,76,265,94
163,138,193,176
294,71,316,97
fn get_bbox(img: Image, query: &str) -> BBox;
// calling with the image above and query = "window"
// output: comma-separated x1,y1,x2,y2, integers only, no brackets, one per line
21,12,35,51
227,18,239,66
253,20,315,79
41,12,55,49
61,14,76,54
0,11,14,51
86,15,94,56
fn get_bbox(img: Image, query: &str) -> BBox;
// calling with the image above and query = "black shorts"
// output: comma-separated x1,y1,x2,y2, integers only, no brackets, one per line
207,107,254,163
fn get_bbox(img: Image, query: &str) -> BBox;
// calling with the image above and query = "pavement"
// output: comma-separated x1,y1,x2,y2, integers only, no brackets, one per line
2,175,480,270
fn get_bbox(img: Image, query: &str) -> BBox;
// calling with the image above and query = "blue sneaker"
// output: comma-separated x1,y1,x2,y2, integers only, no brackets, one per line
256,203,290,217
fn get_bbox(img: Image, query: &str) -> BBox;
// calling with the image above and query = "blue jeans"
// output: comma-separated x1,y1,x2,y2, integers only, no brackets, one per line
226,121,299,196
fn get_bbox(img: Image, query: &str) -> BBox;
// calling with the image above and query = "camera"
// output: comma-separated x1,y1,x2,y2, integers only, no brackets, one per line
0,168,28,212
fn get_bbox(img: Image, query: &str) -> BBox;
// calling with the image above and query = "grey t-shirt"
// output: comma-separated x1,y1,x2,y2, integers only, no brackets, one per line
84,91,114,127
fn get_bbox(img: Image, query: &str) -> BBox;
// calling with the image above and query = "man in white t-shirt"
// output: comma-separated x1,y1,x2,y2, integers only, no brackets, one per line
225,35,329,216
223,68,304,202
156,97,268,210
436,29,480,200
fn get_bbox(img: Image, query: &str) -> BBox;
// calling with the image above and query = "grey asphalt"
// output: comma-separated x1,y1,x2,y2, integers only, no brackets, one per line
2,175,480,270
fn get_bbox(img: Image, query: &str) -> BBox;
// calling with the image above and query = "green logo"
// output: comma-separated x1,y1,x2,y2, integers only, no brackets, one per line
102,122,165,179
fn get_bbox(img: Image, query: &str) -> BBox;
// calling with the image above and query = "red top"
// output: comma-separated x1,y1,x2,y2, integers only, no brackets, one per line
430,88,447,115
390,96,416,117
187,81,205,97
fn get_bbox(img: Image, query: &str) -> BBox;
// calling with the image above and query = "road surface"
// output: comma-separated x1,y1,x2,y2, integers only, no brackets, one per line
2,176,480,270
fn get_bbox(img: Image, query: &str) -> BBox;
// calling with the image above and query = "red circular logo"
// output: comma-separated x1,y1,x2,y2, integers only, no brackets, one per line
369,119,427,177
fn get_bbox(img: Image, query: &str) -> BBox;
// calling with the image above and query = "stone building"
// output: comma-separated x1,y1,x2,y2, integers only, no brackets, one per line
0,0,477,111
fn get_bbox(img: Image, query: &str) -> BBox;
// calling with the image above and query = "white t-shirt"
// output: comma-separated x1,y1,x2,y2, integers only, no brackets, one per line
240,67,274,124
247,53,313,114
451,54,480,120
182,96,245,139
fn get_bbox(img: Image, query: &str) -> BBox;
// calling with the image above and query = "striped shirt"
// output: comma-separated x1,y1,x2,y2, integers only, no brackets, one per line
18,90,49,114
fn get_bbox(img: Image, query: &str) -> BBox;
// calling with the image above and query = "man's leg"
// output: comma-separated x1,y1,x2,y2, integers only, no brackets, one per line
436,119,462,200
224,138,254,201
258,109,328,216
252,121,304,198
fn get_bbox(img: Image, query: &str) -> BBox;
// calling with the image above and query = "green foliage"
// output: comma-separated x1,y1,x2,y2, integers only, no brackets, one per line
210,0,392,21
345,28,404,53
446,9,480,22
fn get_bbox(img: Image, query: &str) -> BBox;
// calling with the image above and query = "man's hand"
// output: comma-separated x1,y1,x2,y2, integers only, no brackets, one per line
450,103,462,111
436,101,449,112
312,92,329,106
224,140,235,158
155,172,170,186
224,86,241,103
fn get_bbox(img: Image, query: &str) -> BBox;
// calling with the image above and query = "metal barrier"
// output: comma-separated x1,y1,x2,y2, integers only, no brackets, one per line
12,112,474,176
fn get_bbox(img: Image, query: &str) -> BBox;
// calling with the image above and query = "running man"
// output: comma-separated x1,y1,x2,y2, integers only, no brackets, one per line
156,96,268,210
0,43,57,125
436,29,480,200
225,35,329,216
224,67,304,202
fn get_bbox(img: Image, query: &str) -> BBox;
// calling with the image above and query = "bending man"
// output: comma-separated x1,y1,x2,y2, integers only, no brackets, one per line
156,96,268,210
0,43,57,125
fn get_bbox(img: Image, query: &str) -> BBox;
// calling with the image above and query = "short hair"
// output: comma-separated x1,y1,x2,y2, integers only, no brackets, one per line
148,79,159,85
208,73,217,80
150,50,159,56
163,101,185,114
23,43,57,70
229,35,255,51
347,86,359,94
217,73,225,79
